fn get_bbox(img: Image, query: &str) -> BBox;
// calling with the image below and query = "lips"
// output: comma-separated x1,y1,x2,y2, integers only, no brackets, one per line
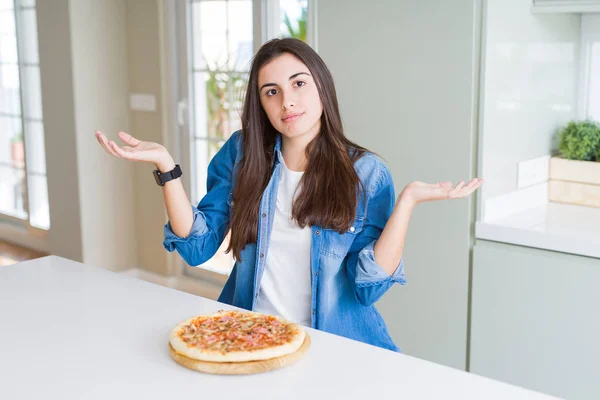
282,112,304,122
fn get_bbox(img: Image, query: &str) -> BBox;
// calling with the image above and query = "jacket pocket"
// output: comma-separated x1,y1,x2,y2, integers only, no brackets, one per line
320,216,364,259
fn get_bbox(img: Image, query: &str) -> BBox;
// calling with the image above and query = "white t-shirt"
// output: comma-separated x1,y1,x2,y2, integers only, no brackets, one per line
254,158,312,327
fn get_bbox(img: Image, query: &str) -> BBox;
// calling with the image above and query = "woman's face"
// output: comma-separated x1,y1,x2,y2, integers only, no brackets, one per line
257,53,323,142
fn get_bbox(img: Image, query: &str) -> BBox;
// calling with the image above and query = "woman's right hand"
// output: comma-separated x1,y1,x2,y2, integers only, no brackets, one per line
95,130,175,172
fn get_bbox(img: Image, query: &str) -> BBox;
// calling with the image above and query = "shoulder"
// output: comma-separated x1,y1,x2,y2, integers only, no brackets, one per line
353,152,393,197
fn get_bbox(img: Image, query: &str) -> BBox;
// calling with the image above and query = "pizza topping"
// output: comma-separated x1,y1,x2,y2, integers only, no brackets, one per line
177,311,299,354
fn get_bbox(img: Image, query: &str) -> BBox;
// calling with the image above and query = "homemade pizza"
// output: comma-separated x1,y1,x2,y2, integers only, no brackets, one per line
168,310,309,366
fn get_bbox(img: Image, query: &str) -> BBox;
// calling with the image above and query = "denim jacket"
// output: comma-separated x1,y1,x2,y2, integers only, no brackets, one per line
163,131,406,351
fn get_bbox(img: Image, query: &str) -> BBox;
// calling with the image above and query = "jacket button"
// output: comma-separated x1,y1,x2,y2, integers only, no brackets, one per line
315,272,319,276
262,213,266,218
312,310,316,315
315,230,321,235
349,226,355,232
260,253,264,258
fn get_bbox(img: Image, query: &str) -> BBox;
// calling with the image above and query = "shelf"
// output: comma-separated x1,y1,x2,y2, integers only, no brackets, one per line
475,202,600,259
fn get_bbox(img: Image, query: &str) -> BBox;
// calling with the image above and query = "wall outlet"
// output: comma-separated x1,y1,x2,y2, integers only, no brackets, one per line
129,93,156,112
517,155,550,188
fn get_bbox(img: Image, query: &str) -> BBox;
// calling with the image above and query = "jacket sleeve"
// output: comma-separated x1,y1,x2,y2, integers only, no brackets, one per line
162,131,240,266
346,163,406,306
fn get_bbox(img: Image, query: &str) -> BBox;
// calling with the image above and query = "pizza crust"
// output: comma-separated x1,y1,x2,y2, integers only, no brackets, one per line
169,310,306,363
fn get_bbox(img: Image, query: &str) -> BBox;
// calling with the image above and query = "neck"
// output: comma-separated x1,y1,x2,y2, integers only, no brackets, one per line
280,120,321,171
281,136,309,172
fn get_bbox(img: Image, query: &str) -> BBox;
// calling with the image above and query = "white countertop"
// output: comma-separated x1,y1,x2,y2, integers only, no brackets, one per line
0,256,559,400
476,202,600,259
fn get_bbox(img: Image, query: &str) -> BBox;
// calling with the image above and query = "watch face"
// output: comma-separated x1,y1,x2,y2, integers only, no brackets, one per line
153,170,164,186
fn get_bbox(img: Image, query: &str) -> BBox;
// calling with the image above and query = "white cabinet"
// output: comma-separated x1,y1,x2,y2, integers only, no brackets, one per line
470,240,600,400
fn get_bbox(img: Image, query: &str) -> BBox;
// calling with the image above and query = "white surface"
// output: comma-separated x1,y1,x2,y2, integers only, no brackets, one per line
476,201,600,259
0,256,559,400
517,155,550,189
484,182,548,221
129,93,157,112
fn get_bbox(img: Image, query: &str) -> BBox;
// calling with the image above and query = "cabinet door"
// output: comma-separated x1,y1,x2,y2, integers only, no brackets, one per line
471,240,600,400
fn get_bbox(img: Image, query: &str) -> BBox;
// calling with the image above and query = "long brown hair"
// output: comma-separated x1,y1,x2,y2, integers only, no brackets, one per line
227,38,368,260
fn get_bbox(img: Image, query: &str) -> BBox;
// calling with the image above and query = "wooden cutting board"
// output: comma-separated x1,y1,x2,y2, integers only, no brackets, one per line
169,333,311,375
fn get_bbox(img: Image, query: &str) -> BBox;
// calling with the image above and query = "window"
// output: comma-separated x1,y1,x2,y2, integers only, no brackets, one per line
0,0,49,231
183,0,313,276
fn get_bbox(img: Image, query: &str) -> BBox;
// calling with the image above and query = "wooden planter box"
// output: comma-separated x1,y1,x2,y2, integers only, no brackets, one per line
549,156,600,208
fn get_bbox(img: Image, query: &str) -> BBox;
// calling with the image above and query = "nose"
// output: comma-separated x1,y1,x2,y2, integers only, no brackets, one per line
281,89,296,110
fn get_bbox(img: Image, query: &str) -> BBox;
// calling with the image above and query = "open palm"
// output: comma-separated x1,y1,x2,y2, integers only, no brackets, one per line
401,178,484,205
95,131,169,165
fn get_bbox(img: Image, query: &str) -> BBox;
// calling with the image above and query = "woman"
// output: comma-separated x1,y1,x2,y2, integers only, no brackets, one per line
96,38,483,351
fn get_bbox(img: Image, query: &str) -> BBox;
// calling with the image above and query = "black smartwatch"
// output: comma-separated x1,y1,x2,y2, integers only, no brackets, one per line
153,164,182,186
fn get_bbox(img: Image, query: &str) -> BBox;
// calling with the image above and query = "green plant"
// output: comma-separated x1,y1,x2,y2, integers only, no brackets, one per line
557,120,600,161
10,131,23,144
282,7,307,41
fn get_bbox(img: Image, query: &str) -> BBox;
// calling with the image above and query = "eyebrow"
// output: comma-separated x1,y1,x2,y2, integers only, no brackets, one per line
259,72,311,92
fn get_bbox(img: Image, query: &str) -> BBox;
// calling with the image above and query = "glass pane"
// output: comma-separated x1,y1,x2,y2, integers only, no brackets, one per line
0,164,27,219
0,0,13,11
280,0,307,41
227,0,253,71
19,0,36,7
21,65,41,119
198,71,242,141
18,9,39,64
193,138,234,275
0,12,17,64
28,172,48,229
24,120,44,174
0,73,21,115
229,71,246,130
588,42,600,121
193,71,208,139
0,11,16,37
192,1,227,70
194,138,220,201
0,116,22,167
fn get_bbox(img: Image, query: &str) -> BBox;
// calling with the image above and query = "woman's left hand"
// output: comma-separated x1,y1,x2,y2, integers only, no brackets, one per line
399,178,484,207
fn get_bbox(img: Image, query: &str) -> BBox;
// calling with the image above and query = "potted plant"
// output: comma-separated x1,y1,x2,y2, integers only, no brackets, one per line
549,120,600,208
10,131,24,168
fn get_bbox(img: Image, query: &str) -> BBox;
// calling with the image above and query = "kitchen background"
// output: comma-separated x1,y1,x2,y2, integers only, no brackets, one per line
0,0,599,399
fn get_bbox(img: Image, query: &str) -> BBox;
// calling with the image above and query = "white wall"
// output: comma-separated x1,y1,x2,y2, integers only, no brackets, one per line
125,0,172,276
69,0,137,271
318,0,481,369
479,0,580,202
33,0,138,271
36,0,83,262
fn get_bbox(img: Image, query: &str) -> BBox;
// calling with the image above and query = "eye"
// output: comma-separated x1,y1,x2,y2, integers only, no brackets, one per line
266,88,278,96
295,80,306,88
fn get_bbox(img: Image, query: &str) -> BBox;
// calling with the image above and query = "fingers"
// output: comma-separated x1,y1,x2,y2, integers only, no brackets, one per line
108,141,138,161
455,178,484,198
437,181,453,190
95,131,137,160
95,131,118,156
447,180,465,198
117,131,141,147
